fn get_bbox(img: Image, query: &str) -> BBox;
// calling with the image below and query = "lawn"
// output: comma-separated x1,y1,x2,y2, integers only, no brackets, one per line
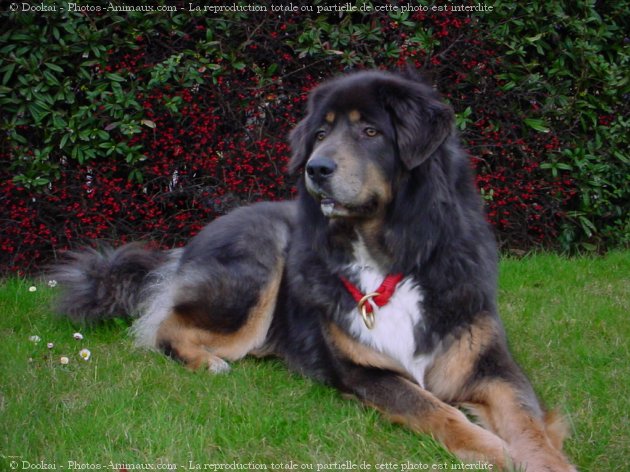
0,252,628,471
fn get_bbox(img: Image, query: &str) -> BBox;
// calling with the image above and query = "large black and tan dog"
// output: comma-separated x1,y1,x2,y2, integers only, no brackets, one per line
53,71,576,471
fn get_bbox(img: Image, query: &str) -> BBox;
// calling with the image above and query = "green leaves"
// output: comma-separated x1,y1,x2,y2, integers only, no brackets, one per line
0,12,148,185
523,118,550,134
487,0,629,250
455,107,473,131
1,1,627,256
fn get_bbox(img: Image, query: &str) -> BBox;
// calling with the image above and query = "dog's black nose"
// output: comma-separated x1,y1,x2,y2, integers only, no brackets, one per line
306,157,337,183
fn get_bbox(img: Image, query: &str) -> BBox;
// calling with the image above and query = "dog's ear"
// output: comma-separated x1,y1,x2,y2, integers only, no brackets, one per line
288,118,310,174
381,78,454,169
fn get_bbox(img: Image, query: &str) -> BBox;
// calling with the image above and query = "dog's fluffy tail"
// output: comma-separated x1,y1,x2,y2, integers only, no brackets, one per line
49,243,172,324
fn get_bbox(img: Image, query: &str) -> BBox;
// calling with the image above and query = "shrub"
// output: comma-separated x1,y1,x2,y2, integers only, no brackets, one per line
487,1,629,250
0,3,626,273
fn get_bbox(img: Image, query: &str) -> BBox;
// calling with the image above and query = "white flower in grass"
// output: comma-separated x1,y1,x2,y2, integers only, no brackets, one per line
29,335,41,343
60,356,69,365
29,286,37,292
48,280,58,288
73,332,84,340
47,342,54,349
79,349,91,361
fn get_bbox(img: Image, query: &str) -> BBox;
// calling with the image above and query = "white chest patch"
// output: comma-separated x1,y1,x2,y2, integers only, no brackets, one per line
345,240,433,387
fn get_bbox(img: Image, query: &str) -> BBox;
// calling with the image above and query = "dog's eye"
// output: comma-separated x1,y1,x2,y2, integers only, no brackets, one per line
315,130,327,141
363,127,380,137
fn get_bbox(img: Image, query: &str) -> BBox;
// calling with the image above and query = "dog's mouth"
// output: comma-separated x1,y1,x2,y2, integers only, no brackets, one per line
319,196,351,218
313,192,381,219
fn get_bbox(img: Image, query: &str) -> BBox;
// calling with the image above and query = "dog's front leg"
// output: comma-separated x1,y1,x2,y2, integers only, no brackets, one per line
459,379,578,472
339,366,509,468
423,314,577,472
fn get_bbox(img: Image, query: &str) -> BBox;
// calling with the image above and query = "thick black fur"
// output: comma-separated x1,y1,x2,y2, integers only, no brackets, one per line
283,70,497,359
50,68,516,396
51,70,575,470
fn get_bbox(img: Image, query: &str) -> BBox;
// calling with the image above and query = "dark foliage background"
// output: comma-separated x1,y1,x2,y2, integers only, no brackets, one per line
1,1,628,273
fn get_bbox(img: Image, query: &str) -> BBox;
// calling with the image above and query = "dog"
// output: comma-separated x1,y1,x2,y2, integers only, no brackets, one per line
52,70,576,471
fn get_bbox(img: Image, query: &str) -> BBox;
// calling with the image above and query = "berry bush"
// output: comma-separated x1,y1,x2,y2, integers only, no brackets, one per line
1,1,627,273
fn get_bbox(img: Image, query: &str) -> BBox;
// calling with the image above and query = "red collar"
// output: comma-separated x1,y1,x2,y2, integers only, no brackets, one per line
339,273,404,329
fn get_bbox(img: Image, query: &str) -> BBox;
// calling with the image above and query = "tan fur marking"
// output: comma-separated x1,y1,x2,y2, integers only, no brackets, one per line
424,314,575,469
348,109,361,123
356,217,391,269
155,316,229,371
325,111,336,124
425,315,499,402
210,262,282,359
156,261,283,371
544,410,570,451
371,378,508,467
466,381,575,471
357,161,392,211
327,323,406,374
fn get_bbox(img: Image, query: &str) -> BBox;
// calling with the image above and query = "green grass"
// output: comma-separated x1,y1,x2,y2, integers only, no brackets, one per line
1,252,628,471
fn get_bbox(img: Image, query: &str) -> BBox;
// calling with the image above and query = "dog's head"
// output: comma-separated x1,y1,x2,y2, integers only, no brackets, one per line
289,70,454,219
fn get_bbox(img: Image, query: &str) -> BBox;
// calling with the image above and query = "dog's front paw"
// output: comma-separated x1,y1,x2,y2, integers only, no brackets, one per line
509,446,577,472
449,424,510,470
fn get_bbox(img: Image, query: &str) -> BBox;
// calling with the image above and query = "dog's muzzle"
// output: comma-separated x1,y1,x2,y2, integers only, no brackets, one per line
305,157,352,218
306,156,337,186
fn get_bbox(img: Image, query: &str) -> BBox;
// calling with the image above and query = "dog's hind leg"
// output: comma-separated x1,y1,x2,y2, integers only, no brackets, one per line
154,262,283,372
156,316,232,372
